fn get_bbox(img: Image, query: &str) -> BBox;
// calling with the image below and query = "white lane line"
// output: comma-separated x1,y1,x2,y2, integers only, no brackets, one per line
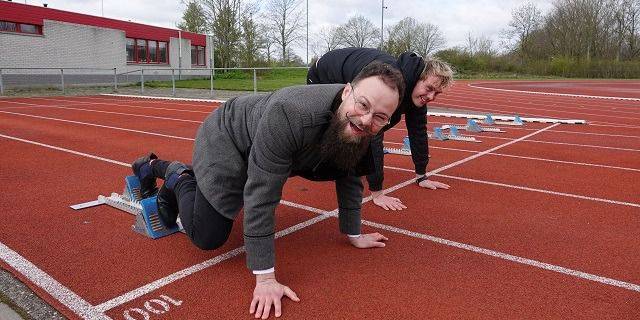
422,121,640,139
100,93,226,103
74,95,218,108
383,143,640,173
383,165,639,208
3,106,635,155
367,123,560,200
0,110,195,141
360,220,640,293
407,133,640,153
0,133,130,166
0,242,110,319
269,200,640,294
2,99,213,115
0,122,578,313
434,174,640,208
95,212,334,313
468,83,640,101
1,102,203,123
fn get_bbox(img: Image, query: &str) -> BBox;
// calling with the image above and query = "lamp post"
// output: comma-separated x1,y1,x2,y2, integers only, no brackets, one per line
306,0,309,66
380,0,387,49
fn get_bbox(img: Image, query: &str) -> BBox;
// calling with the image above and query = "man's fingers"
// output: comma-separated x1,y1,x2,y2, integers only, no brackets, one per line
250,297,258,314
284,286,300,302
274,296,282,318
373,241,386,248
261,298,272,320
255,299,265,318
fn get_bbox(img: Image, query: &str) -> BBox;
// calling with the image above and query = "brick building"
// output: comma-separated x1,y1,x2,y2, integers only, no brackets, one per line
0,1,211,71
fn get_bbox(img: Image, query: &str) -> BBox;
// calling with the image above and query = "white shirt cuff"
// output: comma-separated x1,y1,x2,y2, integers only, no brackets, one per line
347,234,361,238
252,267,275,275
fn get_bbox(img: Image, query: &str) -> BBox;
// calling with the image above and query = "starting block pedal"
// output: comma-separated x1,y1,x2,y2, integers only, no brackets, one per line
71,175,183,239
482,113,524,126
430,126,481,143
383,136,412,155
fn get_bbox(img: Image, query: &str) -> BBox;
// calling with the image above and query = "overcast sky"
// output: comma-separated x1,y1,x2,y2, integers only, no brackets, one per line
28,0,554,58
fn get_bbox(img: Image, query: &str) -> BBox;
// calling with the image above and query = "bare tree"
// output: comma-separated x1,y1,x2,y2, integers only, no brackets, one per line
414,23,446,57
385,17,445,57
336,15,380,48
314,26,342,55
465,32,496,56
507,2,543,62
264,0,304,64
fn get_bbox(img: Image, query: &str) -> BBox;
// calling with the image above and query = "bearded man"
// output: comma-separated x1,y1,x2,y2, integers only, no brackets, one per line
130,62,405,319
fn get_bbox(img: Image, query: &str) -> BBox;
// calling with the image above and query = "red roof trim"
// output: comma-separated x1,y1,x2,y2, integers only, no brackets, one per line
0,1,206,46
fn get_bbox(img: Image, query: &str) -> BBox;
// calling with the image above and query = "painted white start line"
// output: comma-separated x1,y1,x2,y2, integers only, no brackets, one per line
1,122,639,320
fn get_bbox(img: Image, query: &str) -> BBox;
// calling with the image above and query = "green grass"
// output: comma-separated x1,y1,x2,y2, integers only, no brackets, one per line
144,68,307,91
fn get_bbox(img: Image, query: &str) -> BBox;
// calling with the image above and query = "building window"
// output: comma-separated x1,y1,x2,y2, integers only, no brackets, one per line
126,38,135,62
0,21,41,34
127,38,168,64
136,39,147,63
158,42,167,63
149,40,158,63
191,45,205,66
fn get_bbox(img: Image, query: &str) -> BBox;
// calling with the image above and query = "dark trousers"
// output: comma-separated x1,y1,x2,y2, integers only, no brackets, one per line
153,160,234,250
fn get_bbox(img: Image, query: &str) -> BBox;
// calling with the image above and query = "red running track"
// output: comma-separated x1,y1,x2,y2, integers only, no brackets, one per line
1,80,639,319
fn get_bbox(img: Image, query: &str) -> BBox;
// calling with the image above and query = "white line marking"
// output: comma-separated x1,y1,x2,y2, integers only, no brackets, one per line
468,83,640,101
383,165,640,208
1,99,212,116
275,200,640,294
95,211,333,312
360,220,640,292
23,96,216,112
0,241,110,319
2,103,204,123
434,174,640,208
6,121,631,315
383,143,640,172
0,110,195,141
100,93,227,103
0,133,130,166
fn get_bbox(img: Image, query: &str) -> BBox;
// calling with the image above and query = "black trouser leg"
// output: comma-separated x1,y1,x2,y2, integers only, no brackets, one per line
173,176,234,251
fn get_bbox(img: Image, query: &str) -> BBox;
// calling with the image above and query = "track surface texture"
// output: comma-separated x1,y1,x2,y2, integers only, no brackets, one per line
1,80,639,319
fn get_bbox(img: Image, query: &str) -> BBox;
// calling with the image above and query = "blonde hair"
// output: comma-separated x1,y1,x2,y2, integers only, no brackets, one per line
421,57,455,89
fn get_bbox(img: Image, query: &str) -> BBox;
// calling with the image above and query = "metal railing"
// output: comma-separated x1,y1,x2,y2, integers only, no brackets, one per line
0,66,309,97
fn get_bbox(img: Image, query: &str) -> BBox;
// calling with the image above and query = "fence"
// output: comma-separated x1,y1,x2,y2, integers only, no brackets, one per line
0,66,309,98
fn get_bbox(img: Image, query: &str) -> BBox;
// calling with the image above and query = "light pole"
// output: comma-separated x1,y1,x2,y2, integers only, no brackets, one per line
380,0,387,49
306,0,309,66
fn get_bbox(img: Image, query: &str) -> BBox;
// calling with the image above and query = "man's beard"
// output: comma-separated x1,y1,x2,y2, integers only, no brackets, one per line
320,114,372,171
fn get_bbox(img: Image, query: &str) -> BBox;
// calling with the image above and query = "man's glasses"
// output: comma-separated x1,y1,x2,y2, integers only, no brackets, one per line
348,85,391,127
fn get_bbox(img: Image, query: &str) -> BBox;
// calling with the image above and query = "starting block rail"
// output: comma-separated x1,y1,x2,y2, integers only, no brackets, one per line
70,175,183,239
427,111,587,124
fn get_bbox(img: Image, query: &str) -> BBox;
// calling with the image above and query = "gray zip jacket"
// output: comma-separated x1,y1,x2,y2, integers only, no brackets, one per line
192,84,368,270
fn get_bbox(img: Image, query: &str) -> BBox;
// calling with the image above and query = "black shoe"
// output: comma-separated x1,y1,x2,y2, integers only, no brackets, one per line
131,153,159,199
157,184,179,228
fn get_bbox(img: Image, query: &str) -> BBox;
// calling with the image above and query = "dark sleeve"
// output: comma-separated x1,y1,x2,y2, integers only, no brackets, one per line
405,106,429,175
243,105,298,271
335,175,363,235
365,132,385,191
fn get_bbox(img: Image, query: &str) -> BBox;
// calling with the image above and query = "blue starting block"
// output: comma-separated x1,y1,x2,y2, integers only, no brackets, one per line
433,127,447,140
484,114,495,125
466,119,483,133
402,136,410,150
449,126,460,137
70,175,182,239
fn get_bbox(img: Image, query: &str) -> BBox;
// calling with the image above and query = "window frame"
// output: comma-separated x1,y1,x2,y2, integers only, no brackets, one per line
191,45,206,66
126,37,169,65
0,20,42,35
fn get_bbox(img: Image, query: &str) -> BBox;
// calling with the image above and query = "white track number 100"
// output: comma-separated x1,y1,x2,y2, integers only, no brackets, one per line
123,295,183,320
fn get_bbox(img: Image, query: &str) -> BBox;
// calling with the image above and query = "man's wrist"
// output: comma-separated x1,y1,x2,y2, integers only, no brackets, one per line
255,271,276,283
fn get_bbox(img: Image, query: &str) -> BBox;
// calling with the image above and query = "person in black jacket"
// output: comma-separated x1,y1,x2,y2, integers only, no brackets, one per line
308,47,454,211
